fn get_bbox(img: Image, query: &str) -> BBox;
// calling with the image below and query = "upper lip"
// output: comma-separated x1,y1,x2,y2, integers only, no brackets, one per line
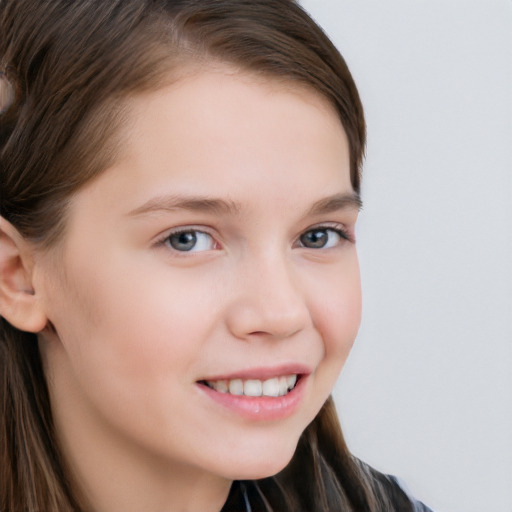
199,363,312,382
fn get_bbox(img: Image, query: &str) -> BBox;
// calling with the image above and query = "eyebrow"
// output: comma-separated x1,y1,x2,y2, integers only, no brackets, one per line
128,195,241,217
127,192,362,217
306,192,362,216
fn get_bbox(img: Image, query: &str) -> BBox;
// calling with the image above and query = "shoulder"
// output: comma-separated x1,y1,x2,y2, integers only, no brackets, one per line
354,458,435,512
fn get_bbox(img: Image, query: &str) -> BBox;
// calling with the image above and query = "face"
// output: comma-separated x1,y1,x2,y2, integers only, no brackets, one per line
36,68,361,485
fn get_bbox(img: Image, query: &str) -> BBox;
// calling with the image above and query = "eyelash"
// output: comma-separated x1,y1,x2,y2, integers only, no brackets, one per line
297,224,355,251
155,228,218,254
154,224,353,254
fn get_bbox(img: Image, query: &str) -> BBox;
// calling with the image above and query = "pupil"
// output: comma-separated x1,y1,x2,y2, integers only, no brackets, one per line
170,231,197,251
302,230,327,248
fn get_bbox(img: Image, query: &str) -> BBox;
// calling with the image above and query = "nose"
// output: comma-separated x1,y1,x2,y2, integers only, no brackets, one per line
224,253,311,341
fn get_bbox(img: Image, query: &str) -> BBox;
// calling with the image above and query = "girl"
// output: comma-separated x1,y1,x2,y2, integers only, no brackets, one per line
0,1,433,510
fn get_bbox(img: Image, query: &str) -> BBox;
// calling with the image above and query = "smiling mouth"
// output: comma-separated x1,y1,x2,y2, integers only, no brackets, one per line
199,374,299,397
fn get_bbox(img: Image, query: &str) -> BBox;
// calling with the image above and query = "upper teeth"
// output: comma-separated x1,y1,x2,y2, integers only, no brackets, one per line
205,374,298,397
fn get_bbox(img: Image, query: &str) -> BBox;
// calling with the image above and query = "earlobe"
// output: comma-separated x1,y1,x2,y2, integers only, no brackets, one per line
0,217,48,333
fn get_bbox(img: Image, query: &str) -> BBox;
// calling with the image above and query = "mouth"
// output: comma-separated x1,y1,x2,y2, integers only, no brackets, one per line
196,366,309,420
199,374,299,397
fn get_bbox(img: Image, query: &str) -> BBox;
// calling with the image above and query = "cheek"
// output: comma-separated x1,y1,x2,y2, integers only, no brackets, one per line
40,259,214,436
45,250,223,396
312,256,362,362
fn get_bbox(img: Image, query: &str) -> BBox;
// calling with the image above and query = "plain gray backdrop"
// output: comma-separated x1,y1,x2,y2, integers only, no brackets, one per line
299,1,512,511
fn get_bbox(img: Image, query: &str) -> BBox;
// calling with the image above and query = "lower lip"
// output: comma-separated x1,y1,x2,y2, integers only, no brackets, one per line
197,376,307,421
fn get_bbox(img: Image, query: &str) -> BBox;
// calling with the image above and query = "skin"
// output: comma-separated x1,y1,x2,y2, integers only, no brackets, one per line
28,67,362,512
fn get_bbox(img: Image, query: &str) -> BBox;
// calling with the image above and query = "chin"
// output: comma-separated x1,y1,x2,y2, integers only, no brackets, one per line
219,437,299,481
228,459,293,481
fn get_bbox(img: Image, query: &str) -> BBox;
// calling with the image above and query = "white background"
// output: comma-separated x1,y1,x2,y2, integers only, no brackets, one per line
299,1,512,511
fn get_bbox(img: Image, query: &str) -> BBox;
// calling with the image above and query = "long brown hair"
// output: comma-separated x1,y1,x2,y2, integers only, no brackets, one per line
1,1,401,510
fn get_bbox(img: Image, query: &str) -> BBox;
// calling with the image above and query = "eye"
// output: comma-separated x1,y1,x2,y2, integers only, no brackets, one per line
299,227,348,249
164,229,217,252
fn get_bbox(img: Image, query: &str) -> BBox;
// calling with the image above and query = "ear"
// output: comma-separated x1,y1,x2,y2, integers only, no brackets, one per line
0,216,48,332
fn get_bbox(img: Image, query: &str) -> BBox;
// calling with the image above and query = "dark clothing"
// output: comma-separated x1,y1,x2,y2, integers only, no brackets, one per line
376,473,434,512
222,461,434,512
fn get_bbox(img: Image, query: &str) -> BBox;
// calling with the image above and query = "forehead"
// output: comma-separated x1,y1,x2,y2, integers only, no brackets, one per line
120,68,347,174
124,64,343,135
65,67,352,229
